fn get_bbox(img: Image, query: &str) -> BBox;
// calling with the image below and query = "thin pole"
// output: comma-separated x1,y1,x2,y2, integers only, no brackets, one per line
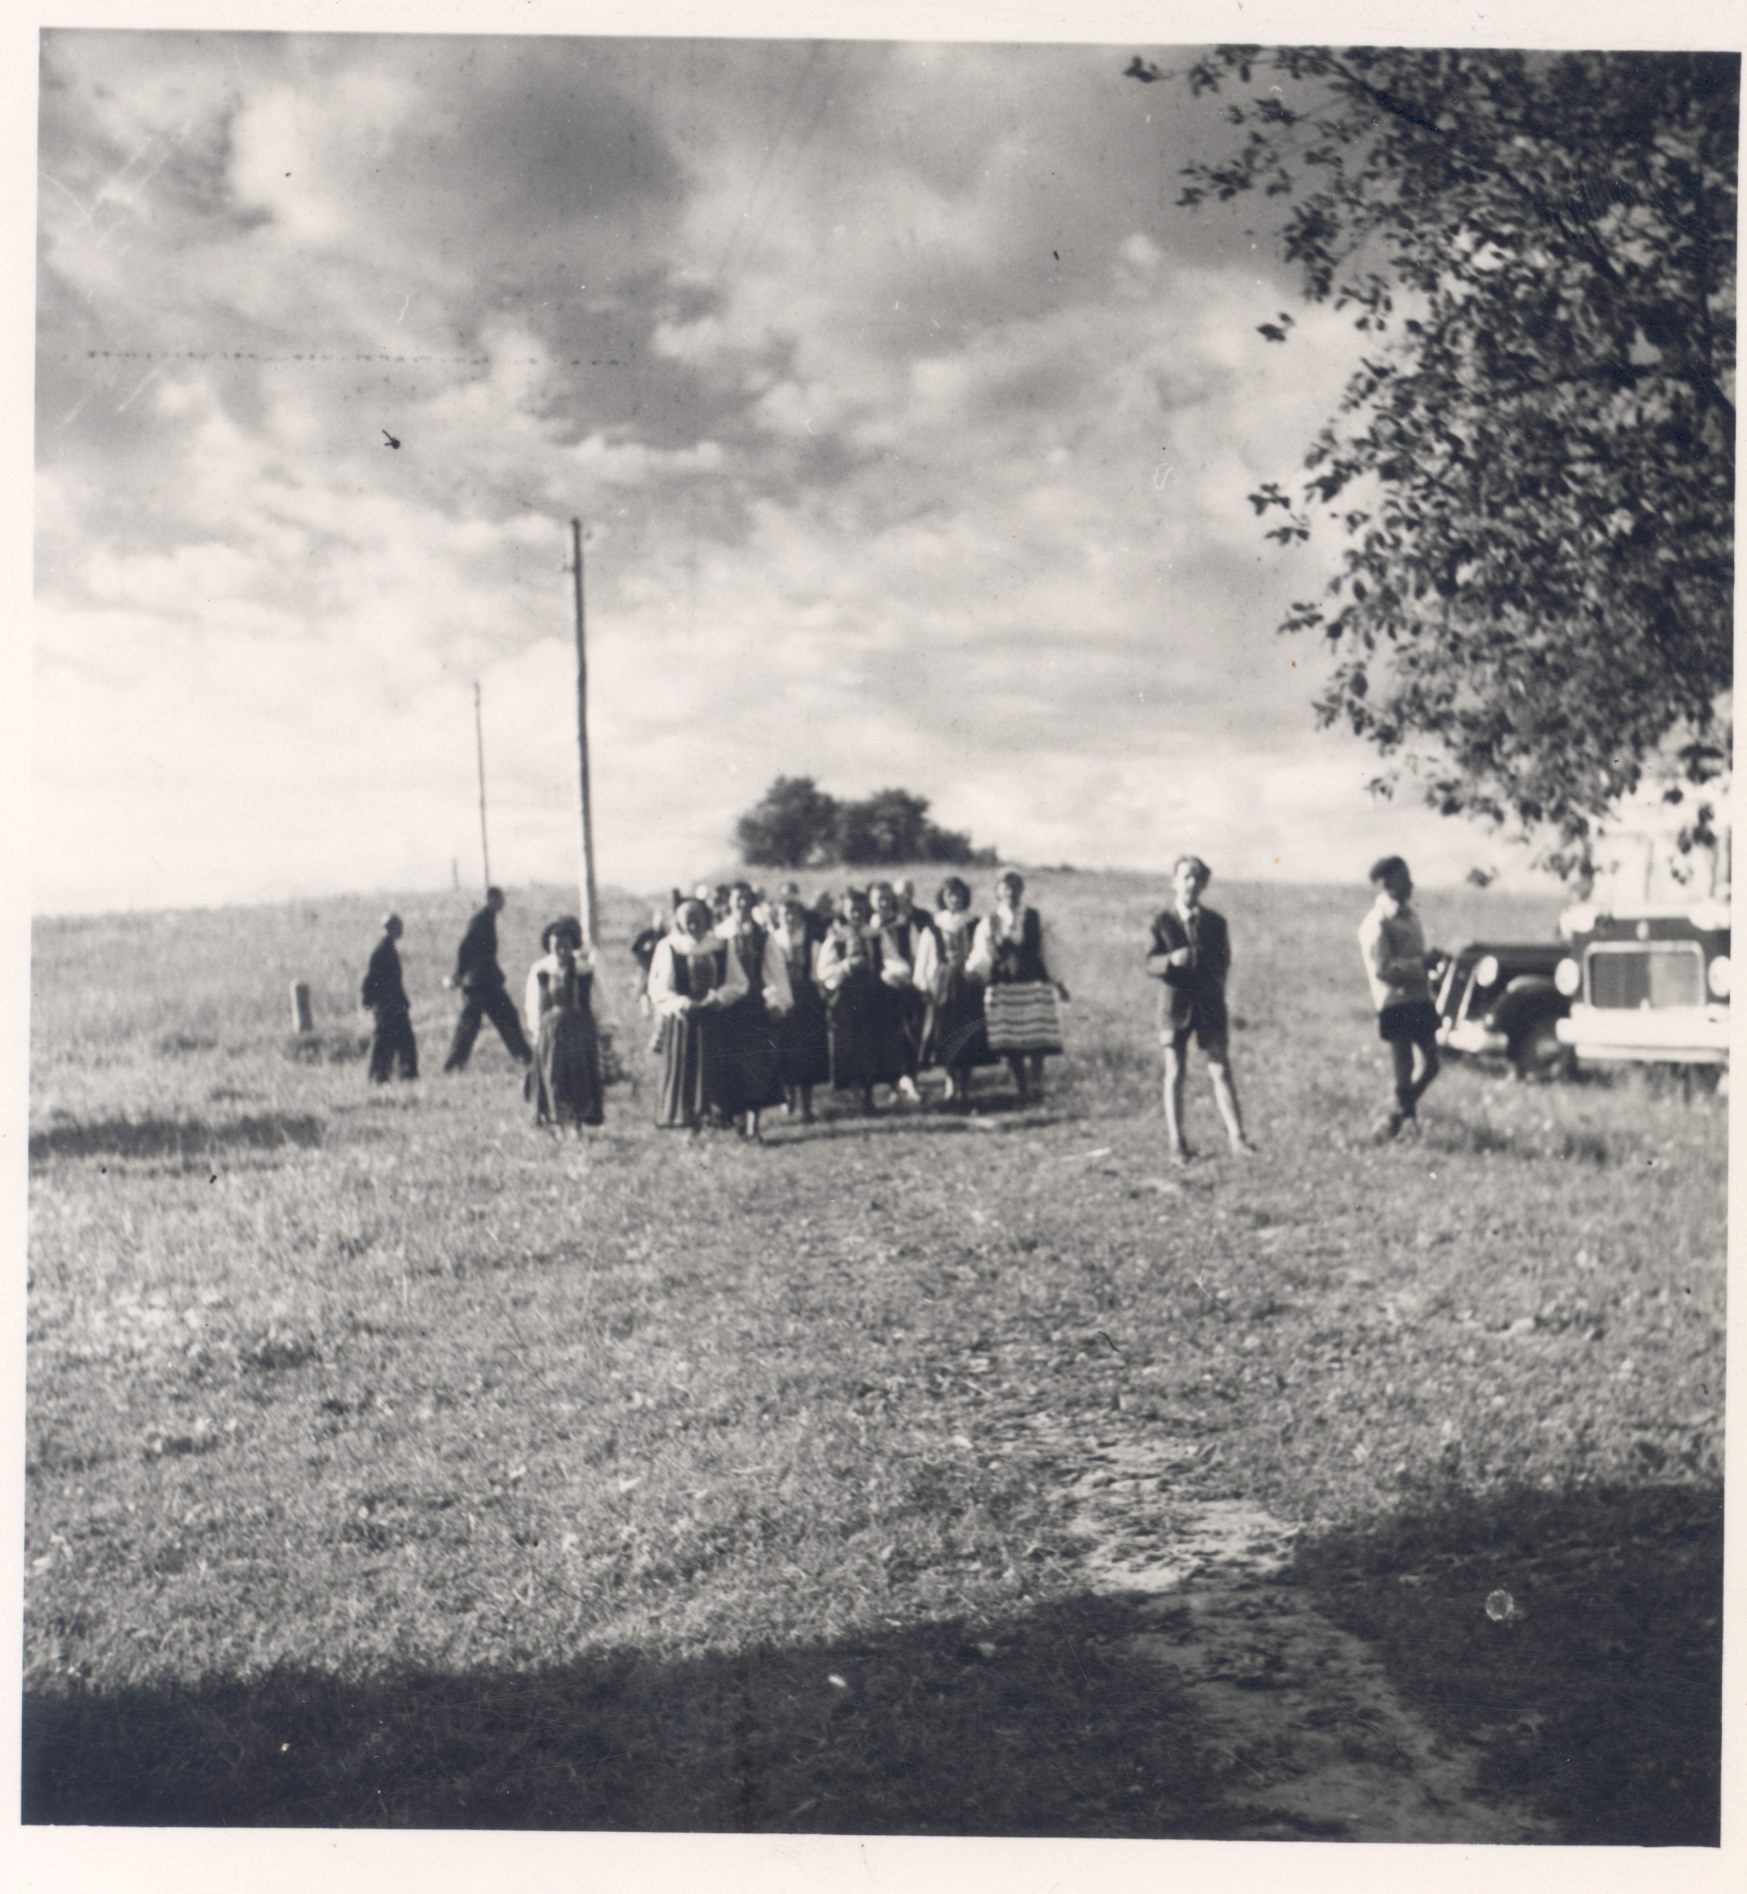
570,517,599,951
473,680,492,893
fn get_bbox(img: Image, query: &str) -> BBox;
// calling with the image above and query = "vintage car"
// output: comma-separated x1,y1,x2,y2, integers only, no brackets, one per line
1431,940,1574,1080
1554,897,1730,1071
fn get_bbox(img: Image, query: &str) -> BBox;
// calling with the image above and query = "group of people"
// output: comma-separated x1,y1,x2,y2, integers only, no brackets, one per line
638,869,1070,1136
360,885,606,1133
359,853,1443,1152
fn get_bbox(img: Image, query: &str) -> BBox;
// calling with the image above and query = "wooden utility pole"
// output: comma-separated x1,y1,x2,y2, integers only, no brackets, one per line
569,517,599,950
473,680,492,893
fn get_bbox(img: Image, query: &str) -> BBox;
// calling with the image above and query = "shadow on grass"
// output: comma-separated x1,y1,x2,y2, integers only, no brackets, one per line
793,1104,1068,1142
23,1594,1255,1837
28,1112,325,1165
1291,1478,1722,1847
24,1479,1720,1841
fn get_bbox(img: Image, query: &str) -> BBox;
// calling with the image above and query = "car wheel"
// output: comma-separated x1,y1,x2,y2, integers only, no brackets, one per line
1511,1014,1572,1082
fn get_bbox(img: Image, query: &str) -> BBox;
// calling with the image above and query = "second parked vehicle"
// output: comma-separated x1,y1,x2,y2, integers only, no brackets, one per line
1431,939,1574,1081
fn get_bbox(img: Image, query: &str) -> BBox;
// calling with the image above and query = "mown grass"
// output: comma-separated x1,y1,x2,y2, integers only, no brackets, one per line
23,868,1726,1839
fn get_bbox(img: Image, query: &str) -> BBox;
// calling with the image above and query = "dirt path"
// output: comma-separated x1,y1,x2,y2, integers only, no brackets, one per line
1035,1422,1556,1844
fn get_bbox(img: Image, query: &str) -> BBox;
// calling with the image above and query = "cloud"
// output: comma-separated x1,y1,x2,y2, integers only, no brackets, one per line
33,32,1548,915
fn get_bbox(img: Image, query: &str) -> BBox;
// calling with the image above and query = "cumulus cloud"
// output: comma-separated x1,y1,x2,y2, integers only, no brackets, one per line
34,31,1523,915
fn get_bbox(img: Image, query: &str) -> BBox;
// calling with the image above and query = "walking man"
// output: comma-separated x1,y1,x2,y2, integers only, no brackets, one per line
361,912,418,1083
1358,855,1440,1139
443,886,533,1072
1146,855,1252,1165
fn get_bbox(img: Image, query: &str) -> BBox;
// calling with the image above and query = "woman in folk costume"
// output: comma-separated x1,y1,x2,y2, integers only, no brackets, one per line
968,870,1071,1105
868,882,926,1104
646,898,748,1130
773,891,830,1123
527,917,606,1134
716,880,793,1140
914,875,994,1107
814,888,906,1113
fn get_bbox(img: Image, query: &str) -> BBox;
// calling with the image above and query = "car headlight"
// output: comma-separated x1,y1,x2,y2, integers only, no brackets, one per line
1474,954,1499,988
1708,955,1730,998
1554,957,1581,997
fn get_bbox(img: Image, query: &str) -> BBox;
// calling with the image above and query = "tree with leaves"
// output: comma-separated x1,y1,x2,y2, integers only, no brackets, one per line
1133,46,1735,869
734,775,841,869
834,788,934,865
734,777,991,868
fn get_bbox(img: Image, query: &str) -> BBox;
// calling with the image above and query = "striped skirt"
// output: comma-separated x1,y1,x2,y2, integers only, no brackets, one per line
983,981,1062,1056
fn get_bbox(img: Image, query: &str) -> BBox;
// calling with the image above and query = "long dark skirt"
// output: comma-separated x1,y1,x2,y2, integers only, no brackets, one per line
827,969,906,1089
719,995,784,1115
925,965,994,1069
533,1004,604,1128
777,976,831,1087
654,1009,729,1128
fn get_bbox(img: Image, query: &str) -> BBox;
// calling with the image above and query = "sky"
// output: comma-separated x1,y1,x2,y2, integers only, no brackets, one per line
30,23,1602,913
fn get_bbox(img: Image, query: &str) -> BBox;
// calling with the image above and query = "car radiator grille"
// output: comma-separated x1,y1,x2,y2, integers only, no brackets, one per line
1587,945,1704,1009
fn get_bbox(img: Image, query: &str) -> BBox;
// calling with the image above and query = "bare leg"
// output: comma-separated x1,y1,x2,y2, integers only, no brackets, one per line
1007,1054,1029,1104
1207,1057,1250,1152
1028,1053,1045,1100
1163,1044,1190,1157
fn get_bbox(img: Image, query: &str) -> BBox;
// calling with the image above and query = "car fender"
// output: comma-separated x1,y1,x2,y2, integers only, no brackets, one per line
1485,975,1563,1035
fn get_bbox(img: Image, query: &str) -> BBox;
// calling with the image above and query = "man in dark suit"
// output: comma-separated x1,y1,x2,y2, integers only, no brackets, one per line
442,886,533,1072
1146,855,1254,1165
361,912,418,1082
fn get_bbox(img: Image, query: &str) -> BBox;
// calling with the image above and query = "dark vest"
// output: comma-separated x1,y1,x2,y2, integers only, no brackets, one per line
991,908,1046,984
732,924,770,1011
671,945,719,1000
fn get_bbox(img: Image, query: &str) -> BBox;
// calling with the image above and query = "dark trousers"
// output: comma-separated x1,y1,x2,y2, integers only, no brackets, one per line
444,980,532,1070
369,1007,419,1082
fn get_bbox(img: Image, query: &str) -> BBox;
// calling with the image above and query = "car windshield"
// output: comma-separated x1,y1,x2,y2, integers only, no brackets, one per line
1590,833,1728,908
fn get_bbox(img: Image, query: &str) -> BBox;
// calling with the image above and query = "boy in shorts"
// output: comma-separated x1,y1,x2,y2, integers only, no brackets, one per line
1146,855,1254,1165
1358,856,1441,1139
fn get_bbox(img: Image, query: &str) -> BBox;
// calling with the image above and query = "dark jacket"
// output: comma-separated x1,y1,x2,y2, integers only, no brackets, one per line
362,935,409,1013
1146,905,1231,1036
453,905,505,990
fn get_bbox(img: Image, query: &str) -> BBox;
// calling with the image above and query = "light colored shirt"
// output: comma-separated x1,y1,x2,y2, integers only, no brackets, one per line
1358,894,1432,1011
715,917,794,1014
913,909,978,998
524,948,596,1031
646,931,748,1018
967,904,1067,988
813,924,870,993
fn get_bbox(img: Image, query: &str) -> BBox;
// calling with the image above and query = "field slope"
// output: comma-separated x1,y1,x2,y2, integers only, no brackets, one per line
22,868,1725,1841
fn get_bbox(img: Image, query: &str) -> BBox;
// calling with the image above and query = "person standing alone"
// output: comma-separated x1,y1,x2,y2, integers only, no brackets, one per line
1358,856,1441,1139
361,912,418,1083
1146,856,1252,1165
442,886,533,1073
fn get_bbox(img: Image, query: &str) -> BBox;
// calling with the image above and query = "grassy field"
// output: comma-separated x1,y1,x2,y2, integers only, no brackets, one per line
21,867,1726,1841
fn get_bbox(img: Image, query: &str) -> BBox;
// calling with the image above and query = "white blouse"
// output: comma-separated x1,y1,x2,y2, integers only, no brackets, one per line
912,909,979,999
813,925,873,994
524,948,596,1032
646,931,748,1018
715,917,794,1014
967,904,1068,988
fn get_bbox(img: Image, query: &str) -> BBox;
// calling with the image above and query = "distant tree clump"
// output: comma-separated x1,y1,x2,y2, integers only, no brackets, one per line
733,775,842,869
735,777,993,869
1135,46,1736,871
